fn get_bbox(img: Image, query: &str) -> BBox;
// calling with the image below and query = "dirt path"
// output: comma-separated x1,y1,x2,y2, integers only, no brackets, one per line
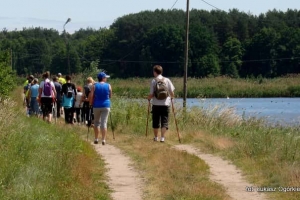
93,143,143,200
174,144,267,200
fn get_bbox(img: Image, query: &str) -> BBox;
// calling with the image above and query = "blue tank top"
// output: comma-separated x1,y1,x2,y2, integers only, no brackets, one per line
30,84,39,97
93,83,110,108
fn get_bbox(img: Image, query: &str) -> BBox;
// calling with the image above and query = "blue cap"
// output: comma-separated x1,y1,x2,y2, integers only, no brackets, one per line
97,72,110,79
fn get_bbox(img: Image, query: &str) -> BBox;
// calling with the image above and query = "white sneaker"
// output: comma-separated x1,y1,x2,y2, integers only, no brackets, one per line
160,137,165,142
153,137,158,142
102,140,106,145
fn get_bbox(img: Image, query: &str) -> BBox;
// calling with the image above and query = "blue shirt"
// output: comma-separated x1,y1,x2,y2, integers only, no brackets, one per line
30,84,39,97
93,83,110,108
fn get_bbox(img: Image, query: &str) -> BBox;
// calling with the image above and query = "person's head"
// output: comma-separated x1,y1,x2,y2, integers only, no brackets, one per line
87,77,95,84
66,75,71,81
28,75,34,82
33,78,38,84
53,76,58,82
153,65,163,77
43,72,49,79
77,86,82,92
97,72,110,82
58,73,62,77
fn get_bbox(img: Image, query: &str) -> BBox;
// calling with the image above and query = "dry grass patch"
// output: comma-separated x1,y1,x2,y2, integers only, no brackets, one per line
181,131,235,152
108,134,230,200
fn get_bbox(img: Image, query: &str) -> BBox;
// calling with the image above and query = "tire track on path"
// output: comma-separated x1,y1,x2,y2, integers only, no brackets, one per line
174,144,267,200
93,143,143,200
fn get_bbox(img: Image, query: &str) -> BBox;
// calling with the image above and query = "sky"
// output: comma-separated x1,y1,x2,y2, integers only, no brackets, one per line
0,0,299,34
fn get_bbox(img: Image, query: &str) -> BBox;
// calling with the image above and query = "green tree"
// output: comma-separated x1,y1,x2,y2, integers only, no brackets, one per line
221,37,244,77
0,50,16,97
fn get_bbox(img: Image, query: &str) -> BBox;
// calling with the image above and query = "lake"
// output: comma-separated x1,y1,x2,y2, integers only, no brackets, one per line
173,98,300,126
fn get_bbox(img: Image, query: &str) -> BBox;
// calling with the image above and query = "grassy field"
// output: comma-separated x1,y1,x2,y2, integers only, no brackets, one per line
0,90,111,200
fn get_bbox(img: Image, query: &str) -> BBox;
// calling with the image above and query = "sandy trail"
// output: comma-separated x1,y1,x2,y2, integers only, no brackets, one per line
93,143,143,200
174,144,267,200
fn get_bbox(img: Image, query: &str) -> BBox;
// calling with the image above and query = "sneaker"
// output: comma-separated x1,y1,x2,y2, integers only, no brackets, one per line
94,139,98,144
102,140,106,145
160,137,165,142
153,137,158,142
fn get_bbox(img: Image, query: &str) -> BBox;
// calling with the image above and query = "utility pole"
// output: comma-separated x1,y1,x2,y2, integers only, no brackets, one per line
63,18,71,74
183,0,190,108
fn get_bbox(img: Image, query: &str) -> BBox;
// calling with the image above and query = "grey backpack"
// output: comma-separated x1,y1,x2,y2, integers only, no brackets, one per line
154,77,168,100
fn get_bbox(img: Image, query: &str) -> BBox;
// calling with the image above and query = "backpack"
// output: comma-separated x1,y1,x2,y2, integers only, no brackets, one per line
154,77,168,100
67,85,73,98
43,81,52,96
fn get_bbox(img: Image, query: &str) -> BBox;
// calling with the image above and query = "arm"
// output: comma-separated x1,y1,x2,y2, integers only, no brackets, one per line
168,79,175,99
88,85,95,106
73,84,77,101
52,85,57,100
38,87,42,104
109,84,112,98
27,87,31,98
147,79,154,101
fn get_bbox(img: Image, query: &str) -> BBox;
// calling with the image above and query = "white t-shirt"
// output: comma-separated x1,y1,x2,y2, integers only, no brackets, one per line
74,92,83,108
39,79,55,98
150,75,175,106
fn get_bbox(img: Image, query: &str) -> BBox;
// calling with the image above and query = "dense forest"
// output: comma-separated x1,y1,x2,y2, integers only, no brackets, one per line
0,8,300,78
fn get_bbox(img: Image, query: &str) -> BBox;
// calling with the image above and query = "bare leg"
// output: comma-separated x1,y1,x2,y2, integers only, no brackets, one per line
94,126,100,140
161,127,167,138
101,128,107,145
48,114,52,123
153,128,159,137
101,128,107,140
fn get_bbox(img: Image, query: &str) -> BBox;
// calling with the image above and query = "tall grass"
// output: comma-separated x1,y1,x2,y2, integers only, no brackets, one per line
103,76,300,98
0,90,111,200
108,97,300,200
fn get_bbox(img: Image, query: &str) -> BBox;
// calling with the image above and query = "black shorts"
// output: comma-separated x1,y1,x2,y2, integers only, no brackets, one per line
41,97,53,116
152,105,170,129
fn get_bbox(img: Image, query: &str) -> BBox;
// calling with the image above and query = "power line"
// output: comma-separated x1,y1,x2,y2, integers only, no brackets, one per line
171,0,179,10
200,0,222,11
100,56,300,65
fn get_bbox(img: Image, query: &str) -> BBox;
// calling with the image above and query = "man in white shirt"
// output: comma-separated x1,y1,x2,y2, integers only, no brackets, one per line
147,65,175,142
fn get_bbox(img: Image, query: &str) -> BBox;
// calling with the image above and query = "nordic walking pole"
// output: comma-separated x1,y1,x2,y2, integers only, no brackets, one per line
145,99,150,137
87,107,92,141
171,98,181,143
110,112,115,140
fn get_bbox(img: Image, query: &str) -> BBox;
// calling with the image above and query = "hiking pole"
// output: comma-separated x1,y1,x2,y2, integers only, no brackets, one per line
145,100,150,137
110,112,115,140
87,106,92,141
171,98,181,143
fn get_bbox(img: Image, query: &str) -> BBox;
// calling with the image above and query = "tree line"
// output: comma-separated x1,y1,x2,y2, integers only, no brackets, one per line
0,8,300,78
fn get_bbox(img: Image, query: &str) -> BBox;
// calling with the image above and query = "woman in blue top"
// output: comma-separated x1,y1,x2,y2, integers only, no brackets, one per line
28,78,40,116
89,72,112,145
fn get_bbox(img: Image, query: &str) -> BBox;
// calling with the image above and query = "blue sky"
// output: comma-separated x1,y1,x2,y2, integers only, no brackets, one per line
0,0,299,33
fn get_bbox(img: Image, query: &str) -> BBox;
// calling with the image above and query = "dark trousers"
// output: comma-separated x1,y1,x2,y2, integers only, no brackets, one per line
64,107,74,124
83,102,94,126
56,99,61,118
75,108,83,123
152,105,170,129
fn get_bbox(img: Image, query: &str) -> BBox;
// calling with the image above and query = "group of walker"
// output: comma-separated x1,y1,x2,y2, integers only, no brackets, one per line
23,65,180,145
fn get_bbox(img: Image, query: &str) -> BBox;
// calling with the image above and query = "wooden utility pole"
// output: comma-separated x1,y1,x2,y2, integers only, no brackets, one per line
183,0,190,107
